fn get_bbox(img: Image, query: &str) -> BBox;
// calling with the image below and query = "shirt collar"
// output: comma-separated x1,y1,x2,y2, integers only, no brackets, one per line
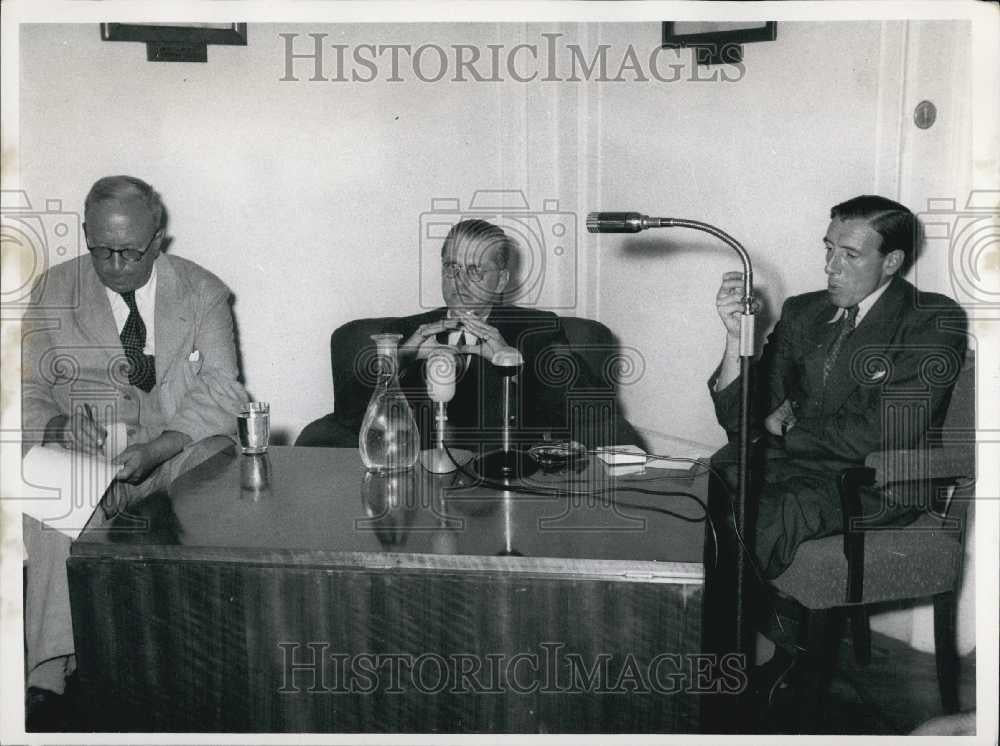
138,257,158,302
828,278,892,325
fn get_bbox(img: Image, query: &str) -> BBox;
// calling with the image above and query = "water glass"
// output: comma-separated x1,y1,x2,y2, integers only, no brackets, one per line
238,401,270,454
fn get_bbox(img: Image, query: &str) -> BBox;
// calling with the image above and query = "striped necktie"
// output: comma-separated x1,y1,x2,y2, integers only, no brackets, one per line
119,291,156,392
822,305,858,386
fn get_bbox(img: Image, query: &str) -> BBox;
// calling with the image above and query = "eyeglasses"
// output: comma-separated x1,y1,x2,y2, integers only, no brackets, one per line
85,228,159,263
441,261,500,282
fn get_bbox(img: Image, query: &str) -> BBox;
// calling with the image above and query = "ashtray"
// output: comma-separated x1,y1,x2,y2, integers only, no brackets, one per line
529,441,586,472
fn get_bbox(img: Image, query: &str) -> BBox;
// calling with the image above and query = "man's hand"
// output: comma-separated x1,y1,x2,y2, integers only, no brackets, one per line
44,412,107,454
112,443,162,484
455,317,510,362
113,430,191,485
716,271,759,338
765,399,798,437
400,318,461,360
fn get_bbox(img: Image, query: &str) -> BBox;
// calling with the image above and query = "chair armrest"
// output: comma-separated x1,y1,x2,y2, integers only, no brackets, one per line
839,466,876,604
865,447,974,487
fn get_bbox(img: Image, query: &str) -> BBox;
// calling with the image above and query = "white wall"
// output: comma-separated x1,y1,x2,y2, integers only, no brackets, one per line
19,21,972,448
18,22,591,442
12,19,983,656
590,21,970,450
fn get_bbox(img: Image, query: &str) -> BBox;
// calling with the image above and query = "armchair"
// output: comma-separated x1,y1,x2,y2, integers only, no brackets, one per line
769,350,975,724
295,314,646,450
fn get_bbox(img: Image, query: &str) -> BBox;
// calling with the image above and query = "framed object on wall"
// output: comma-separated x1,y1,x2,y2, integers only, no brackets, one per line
100,23,248,63
661,22,777,66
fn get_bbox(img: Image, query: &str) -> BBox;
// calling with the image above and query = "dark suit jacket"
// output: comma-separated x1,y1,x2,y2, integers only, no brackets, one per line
713,276,966,470
708,276,967,578
712,275,967,493
392,305,574,448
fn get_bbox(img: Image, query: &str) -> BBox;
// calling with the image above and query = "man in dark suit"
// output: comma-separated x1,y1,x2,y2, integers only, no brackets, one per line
711,195,967,581
394,219,574,448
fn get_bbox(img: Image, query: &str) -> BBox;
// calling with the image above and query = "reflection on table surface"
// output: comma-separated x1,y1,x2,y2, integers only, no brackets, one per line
77,445,707,567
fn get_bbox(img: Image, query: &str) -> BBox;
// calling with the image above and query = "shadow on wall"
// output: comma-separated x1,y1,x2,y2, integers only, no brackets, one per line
620,233,786,351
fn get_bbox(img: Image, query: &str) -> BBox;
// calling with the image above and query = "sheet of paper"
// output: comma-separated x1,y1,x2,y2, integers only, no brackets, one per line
11,423,128,540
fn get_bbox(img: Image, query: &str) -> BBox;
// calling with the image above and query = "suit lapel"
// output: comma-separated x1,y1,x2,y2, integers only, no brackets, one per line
799,299,838,398
153,255,191,373
78,258,122,354
822,278,908,415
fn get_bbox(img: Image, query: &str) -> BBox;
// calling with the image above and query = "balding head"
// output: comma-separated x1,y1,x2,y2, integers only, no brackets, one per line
85,175,164,230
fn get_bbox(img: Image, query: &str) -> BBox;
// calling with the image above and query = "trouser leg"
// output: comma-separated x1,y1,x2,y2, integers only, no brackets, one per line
23,515,75,694
23,435,233,693
754,472,844,580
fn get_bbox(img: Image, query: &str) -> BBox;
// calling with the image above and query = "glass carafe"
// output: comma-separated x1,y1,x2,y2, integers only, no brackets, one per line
358,333,420,472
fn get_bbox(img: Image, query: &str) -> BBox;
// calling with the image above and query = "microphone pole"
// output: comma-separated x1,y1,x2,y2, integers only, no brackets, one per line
587,211,756,669
471,346,539,481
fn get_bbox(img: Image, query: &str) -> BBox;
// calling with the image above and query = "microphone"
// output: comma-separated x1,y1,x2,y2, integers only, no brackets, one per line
586,212,670,233
586,203,758,665
419,349,472,474
490,346,524,375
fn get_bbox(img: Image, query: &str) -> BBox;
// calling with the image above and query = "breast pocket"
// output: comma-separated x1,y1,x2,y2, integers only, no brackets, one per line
159,356,204,416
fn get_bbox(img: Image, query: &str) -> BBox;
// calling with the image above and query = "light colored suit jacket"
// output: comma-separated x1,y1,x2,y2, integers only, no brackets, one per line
22,253,248,448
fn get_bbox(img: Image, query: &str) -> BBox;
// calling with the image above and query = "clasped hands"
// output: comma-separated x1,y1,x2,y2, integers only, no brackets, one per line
400,316,510,362
47,411,188,484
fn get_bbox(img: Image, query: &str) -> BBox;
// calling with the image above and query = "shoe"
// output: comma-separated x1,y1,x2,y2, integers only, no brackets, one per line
25,686,67,732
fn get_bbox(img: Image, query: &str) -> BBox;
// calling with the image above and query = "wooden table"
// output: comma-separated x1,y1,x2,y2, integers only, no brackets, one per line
68,445,711,733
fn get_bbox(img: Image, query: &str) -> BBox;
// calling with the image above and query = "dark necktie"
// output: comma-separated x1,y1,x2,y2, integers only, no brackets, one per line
822,305,858,386
119,291,156,392
455,330,472,377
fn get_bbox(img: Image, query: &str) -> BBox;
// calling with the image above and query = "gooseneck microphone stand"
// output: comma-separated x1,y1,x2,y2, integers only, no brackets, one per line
586,211,757,671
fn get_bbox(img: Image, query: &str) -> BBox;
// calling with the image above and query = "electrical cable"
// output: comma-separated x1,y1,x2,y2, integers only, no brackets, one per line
439,441,725,566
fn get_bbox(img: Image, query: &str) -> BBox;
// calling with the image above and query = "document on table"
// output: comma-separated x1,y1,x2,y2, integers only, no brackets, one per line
13,423,128,540
595,445,697,472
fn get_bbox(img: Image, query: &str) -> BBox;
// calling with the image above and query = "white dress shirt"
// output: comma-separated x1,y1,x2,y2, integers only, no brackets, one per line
828,278,892,327
445,309,482,347
106,261,157,355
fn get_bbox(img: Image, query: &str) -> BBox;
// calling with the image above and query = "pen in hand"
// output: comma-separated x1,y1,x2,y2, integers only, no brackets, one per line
83,403,107,454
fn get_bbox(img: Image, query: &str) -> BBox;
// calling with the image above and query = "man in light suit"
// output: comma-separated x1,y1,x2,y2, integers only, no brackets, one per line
21,175,248,722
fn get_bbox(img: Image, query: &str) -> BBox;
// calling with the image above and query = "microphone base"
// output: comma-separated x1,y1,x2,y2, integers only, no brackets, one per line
471,448,539,481
420,447,473,474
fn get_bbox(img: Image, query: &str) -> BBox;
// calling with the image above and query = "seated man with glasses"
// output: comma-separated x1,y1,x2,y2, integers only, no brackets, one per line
20,175,248,725
392,218,577,448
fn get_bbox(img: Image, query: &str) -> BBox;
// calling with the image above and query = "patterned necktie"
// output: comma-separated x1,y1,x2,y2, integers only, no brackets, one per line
822,305,858,386
119,291,156,392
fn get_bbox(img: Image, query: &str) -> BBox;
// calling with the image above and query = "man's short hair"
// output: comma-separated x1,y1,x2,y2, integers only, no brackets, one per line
830,195,918,272
441,219,513,269
84,175,165,229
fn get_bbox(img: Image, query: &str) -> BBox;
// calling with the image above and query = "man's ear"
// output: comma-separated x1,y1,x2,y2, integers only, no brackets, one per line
152,227,167,253
495,268,510,295
883,249,904,276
